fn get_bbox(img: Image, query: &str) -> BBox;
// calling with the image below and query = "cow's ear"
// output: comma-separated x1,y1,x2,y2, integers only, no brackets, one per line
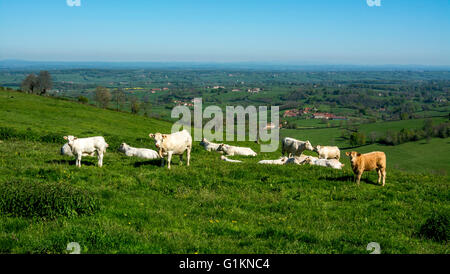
149,134,154,138
357,153,361,156
345,152,350,156
74,137,78,140
63,136,68,140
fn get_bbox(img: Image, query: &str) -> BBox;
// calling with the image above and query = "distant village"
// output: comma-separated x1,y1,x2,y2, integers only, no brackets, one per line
283,107,347,120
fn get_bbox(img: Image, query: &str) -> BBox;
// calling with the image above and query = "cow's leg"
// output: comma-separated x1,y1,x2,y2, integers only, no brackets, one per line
160,157,165,167
97,150,104,167
179,154,183,165
382,169,386,187
76,154,82,167
187,147,191,166
167,151,173,169
377,169,382,184
356,172,362,186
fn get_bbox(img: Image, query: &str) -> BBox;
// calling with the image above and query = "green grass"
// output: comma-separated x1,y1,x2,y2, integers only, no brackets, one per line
0,90,449,254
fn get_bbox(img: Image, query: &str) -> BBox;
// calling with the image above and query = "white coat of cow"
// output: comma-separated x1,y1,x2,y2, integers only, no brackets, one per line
314,145,341,160
220,155,242,163
149,129,192,169
200,138,222,152
302,156,344,169
63,135,109,167
118,143,160,159
61,143,95,157
217,143,257,157
281,137,313,157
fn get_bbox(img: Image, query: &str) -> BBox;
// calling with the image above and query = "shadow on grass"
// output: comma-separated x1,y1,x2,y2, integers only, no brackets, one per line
321,174,381,186
133,159,163,167
46,159,96,166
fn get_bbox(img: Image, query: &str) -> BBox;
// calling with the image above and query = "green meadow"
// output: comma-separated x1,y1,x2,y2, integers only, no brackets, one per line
0,90,448,254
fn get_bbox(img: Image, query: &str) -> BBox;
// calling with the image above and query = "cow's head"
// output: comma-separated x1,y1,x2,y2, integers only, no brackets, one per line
217,143,227,151
149,133,167,148
63,135,77,147
345,151,361,165
118,143,128,152
305,141,314,151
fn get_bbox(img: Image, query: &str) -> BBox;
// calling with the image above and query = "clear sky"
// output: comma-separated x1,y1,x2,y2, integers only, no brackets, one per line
0,0,449,65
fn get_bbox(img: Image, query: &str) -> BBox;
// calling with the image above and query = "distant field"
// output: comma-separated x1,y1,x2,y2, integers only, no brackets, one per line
0,90,448,254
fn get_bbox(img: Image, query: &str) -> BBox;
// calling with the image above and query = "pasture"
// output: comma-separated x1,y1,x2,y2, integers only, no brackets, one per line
0,90,448,253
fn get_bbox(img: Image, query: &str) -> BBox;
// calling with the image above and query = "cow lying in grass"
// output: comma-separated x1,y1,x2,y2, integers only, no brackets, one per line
149,129,192,169
217,143,257,157
301,156,344,170
346,151,386,186
118,143,160,159
63,135,109,167
258,155,307,165
200,138,222,152
220,155,242,163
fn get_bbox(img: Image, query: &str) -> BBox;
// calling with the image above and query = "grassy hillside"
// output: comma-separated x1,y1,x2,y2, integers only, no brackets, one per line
0,90,448,254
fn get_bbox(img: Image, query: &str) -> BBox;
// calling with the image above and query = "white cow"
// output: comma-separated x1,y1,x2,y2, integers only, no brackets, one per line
281,137,313,157
199,138,222,152
63,135,109,167
217,143,257,157
118,143,160,159
220,155,242,163
149,129,192,169
302,156,344,169
258,155,307,165
60,143,95,157
314,145,341,160
258,157,288,165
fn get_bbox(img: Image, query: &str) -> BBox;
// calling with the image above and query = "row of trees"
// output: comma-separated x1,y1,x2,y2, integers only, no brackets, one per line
346,119,450,147
20,71,53,95
89,86,152,116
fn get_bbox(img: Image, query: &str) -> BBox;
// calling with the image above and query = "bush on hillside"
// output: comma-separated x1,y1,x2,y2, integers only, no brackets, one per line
418,212,449,243
0,180,99,219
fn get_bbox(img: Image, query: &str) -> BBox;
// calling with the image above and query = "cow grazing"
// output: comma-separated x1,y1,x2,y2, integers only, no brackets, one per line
345,151,386,186
118,143,160,159
302,156,344,170
220,155,242,163
149,129,192,169
281,137,313,157
314,145,341,160
217,143,257,157
200,138,222,152
63,135,109,167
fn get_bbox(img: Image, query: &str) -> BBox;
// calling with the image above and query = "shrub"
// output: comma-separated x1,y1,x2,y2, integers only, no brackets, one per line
78,96,89,104
0,181,99,219
418,212,449,243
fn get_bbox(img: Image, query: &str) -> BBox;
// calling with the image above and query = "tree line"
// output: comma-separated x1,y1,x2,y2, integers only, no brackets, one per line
20,71,53,95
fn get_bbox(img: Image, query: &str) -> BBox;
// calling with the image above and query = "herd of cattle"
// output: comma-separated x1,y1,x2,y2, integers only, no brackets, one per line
61,129,387,186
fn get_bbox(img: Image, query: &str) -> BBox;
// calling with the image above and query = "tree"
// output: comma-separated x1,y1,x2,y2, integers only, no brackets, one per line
112,88,126,111
130,96,141,114
37,71,52,95
21,74,38,94
142,94,152,117
94,86,111,108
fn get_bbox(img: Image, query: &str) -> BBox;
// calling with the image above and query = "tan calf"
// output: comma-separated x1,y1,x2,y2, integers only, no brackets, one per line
345,151,386,186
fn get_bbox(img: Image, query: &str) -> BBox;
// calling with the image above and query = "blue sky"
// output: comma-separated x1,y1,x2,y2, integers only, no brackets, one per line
0,0,449,65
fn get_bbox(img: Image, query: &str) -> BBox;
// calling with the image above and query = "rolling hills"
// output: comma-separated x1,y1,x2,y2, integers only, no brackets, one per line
0,89,448,254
